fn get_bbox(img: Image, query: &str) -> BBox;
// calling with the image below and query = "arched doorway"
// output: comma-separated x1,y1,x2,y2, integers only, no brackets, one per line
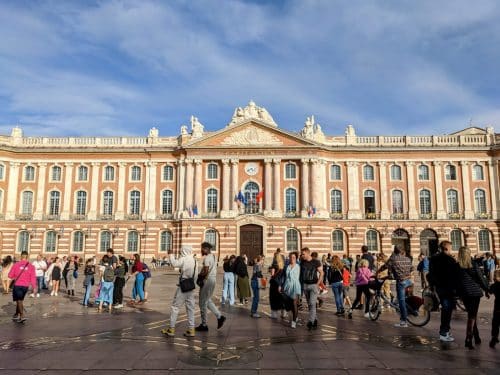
240,224,263,263
420,229,438,256
243,182,260,214
392,228,410,254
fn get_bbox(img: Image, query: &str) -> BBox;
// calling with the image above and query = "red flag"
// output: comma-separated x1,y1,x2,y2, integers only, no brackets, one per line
256,190,264,203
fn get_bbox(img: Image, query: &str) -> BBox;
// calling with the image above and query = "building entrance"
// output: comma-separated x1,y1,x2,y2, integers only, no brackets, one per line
240,224,263,263
420,229,439,256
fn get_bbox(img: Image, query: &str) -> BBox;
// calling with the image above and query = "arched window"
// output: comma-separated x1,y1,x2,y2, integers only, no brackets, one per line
45,231,57,253
103,191,114,215
0,164,4,180
78,165,88,181
244,182,259,214
127,231,139,252
445,164,456,180
419,189,431,215
364,190,376,215
163,165,174,181
366,230,378,252
472,164,484,180
129,190,141,215
49,191,60,216
75,190,87,215
131,166,141,181
73,231,84,253
285,188,297,213
161,190,173,214
52,166,62,181
207,163,218,179
478,229,491,252
391,165,402,180
418,164,429,180
205,229,217,250
285,163,296,179
332,230,344,251
330,164,341,180
25,165,35,181
286,229,300,252
207,188,218,213
330,190,342,214
160,230,173,252
392,190,403,214
474,189,487,216
450,229,463,251
22,191,33,215
100,231,112,252
18,231,30,253
363,165,374,180
104,165,115,181
447,189,459,214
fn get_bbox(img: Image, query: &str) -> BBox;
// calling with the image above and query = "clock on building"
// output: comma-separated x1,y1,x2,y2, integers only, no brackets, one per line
245,162,258,176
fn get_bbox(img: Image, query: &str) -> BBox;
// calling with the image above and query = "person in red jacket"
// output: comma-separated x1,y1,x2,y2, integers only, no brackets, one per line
8,251,37,322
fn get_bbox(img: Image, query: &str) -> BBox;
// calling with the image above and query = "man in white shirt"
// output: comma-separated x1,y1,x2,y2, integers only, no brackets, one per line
31,255,47,298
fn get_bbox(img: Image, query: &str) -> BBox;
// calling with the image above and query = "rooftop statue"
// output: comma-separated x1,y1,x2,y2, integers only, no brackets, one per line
300,115,324,142
228,100,277,127
180,125,188,135
190,116,204,139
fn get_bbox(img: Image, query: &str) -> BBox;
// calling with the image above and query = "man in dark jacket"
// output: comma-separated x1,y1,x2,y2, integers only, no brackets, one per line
428,240,460,342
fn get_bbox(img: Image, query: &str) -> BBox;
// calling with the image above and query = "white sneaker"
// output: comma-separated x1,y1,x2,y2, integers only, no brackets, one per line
439,332,455,342
291,320,297,329
29,293,34,298
394,321,409,328
55,292,58,296
251,313,261,318
281,310,288,319
36,293,40,298
364,312,370,318
50,291,54,296
115,304,123,309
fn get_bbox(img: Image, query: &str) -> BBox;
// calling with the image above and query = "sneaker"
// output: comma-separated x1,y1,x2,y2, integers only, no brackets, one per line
29,293,34,298
114,304,123,309
364,312,370,319
50,291,54,296
55,292,58,296
183,328,195,337
251,313,261,318
12,314,20,322
161,327,175,337
439,332,455,342
217,315,226,329
281,310,288,319
195,324,209,332
394,321,409,328
36,293,40,298
19,317,27,323
291,320,297,329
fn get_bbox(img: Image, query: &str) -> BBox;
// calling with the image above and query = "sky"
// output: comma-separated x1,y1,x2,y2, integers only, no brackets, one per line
0,0,499,137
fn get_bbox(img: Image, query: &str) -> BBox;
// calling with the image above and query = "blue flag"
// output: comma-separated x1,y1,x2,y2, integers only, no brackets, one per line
192,204,198,216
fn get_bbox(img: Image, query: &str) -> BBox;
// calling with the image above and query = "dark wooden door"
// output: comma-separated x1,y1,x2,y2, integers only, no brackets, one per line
240,224,263,262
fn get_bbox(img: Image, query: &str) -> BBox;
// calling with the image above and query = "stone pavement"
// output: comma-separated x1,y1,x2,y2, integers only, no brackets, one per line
0,268,498,375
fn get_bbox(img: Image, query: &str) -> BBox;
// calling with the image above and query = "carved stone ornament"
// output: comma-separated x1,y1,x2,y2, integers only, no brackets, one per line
221,125,283,146
300,115,325,142
228,100,277,127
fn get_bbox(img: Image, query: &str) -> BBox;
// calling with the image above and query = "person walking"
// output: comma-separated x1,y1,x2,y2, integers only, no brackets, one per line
283,251,301,328
31,255,46,298
8,251,37,323
82,259,95,307
489,270,500,348
221,255,236,306
348,259,372,319
299,247,324,330
195,242,226,331
328,255,345,315
250,255,264,318
342,264,352,310
1,256,13,294
162,245,197,337
457,246,490,349
428,240,460,342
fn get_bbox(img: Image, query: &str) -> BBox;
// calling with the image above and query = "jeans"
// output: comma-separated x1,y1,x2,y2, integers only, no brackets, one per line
199,278,221,325
438,294,455,336
396,279,412,321
222,272,235,305
83,284,92,305
132,273,145,301
251,278,259,314
331,281,344,312
303,283,319,323
36,276,44,293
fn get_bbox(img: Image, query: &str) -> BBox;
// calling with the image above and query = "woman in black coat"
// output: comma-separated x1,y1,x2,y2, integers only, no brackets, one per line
457,246,490,349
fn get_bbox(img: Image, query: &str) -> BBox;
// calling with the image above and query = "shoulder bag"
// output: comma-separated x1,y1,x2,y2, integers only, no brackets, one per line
179,260,196,293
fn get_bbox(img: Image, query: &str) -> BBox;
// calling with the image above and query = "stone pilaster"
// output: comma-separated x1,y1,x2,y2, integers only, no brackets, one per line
60,163,72,220
300,158,310,217
34,163,48,220
5,162,20,220
115,162,127,220
487,160,499,219
272,159,282,215
194,159,203,216
378,161,389,219
87,162,100,220
433,161,446,219
229,159,239,216
313,159,329,218
184,159,194,213
144,161,157,220
405,162,418,219
347,161,362,219
220,159,232,217
176,159,186,218
460,161,473,219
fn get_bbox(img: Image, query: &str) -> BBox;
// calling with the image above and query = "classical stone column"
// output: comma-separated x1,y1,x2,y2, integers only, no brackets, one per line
115,162,127,220
34,163,48,220
300,158,310,217
60,163,72,220
184,159,194,213
272,159,281,213
405,162,418,219
145,161,157,220
313,159,329,218
221,159,231,216
264,159,273,214
347,161,362,219
230,159,239,215
379,161,389,219
5,162,20,220
88,162,100,220
487,160,499,219
433,161,446,219
176,159,186,218
460,161,473,219
194,159,203,216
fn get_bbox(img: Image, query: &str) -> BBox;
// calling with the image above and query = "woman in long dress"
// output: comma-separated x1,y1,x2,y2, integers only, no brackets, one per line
234,256,251,305
283,252,301,328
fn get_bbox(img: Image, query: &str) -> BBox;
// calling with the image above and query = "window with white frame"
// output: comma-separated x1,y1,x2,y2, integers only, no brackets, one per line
418,164,429,180
18,231,30,253
127,231,139,252
163,165,174,181
478,229,491,252
49,191,60,215
330,164,341,180
364,190,376,214
25,166,35,181
22,191,33,215
445,164,457,180
131,166,141,181
100,231,112,253
75,190,87,215
332,230,344,251
161,190,173,214
447,189,459,214
129,190,141,215
103,191,114,215
419,189,431,214
0,164,4,180
285,188,297,213
286,229,299,252
472,164,484,180
285,163,296,179
205,229,217,249
78,165,88,181
390,165,402,180
450,229,463,251
73,231,84,253
330,189,342,214
366,230,378,252
160,230,172,252
363,165,374,180
474,189,487,215
52,166,62,181
392,190,403,214
45,231,57,253
207,188,218,213
104,165,115,181
207,163,218,180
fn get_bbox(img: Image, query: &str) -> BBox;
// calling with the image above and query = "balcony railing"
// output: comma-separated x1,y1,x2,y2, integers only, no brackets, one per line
201,212,219,219
16,214,33,221
475,212,492,220
390,213,408,220
156,213,173,220
125,214,142,221
364,212,379,220
70,214,87,220
330,212,346,219
44,214,60,221
447,212,464,220
284,211,298,218
419,213,436,220
98,214,115,221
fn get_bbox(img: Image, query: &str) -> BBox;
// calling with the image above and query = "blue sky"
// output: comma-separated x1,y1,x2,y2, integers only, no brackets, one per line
0,0,499,137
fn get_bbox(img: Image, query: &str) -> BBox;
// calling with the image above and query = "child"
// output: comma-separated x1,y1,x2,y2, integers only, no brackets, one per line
342,265,352,311
348,259,372,319
490,270,500,348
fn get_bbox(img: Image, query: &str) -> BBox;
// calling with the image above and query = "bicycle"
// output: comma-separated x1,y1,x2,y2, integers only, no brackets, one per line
367,277,431,326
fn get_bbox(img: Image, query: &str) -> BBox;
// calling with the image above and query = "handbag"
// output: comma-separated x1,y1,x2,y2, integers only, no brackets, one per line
179,262,196,293
73,270,78,279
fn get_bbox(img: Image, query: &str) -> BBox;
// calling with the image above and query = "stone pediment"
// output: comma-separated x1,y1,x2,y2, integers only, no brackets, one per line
221,125,282,146
450,127,487,136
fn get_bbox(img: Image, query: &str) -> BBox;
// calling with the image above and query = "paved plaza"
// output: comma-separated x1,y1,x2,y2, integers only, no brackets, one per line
0,267,498,375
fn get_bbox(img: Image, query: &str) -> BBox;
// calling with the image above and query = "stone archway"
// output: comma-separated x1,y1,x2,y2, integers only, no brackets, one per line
240,224,263,263
392,228,410,254
420,229,438,256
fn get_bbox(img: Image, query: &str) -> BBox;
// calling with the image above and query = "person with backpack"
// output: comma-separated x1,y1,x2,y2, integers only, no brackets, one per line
299,247,324,330
221,255,236,306
130,253,145,305
98,255,115,313
328,255,345,315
